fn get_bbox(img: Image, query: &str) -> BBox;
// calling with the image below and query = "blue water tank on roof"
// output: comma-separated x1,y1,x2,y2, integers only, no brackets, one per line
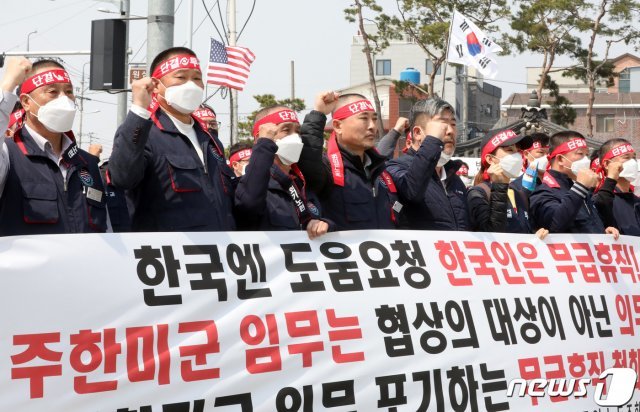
400,67,420,84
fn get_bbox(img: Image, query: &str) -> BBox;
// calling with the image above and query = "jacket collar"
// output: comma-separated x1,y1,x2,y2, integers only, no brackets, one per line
338,143,386,175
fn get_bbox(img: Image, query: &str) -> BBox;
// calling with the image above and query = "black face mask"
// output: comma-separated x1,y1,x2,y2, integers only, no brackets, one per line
208,128,219,138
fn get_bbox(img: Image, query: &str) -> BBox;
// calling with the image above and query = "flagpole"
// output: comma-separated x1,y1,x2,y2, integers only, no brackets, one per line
440,10,455,98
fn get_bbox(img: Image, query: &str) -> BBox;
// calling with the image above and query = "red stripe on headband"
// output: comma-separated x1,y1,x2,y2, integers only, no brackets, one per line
193,108,216,121
21,69,71,95
602,143,635,164
332,99,374,121
591,157,600,172
229,148,252,164
8,109,25,129
549,138,588,160
481,129,518,164
531,141,549,150
252,109,299,138
151,54,201,79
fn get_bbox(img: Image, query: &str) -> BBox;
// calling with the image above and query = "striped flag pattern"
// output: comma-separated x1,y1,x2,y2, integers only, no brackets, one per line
206,38,255,91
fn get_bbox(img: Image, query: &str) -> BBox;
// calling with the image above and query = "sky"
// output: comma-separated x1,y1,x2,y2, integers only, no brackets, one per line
0,0,632,156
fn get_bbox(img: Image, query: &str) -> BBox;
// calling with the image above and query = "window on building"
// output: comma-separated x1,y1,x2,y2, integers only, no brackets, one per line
619,68,630,93
425,59,442,75
596,115,615,133
376,59,391,76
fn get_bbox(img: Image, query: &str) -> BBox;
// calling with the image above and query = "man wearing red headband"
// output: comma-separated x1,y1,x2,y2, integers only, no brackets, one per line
593,138,640,236
386,98,469,230
109,47,236,232
228,142,253,177
530,130,619,236
0,57,108,236
295,92,401,230
235,106,334,238
512,132,550,193
193,104,219,135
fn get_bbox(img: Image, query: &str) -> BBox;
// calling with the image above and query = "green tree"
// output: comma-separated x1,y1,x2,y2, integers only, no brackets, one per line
503,0,585,105
344,0,387,137
376,0,508,96
542,75,577,127
571,0,640,137
237,94,306,139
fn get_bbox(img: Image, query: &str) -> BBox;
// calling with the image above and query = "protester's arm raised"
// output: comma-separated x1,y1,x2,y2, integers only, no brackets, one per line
108,77,154,189
0,57,31,198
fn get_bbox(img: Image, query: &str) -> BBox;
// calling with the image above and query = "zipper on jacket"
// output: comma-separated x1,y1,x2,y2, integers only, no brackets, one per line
202,142,209,175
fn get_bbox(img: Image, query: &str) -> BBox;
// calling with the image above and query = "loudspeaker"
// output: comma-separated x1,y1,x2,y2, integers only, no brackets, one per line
90,19,127,90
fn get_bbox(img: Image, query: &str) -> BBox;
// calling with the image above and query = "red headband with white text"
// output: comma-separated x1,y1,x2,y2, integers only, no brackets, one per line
151,54,201,79
549,138,588,160
229,148,252,165
252,109,299,138
21,69,71,95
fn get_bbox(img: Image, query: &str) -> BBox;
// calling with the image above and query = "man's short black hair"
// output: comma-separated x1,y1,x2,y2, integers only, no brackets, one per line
150,47,197,75
229,141,253,157
549,130,586,155
529,132,550,148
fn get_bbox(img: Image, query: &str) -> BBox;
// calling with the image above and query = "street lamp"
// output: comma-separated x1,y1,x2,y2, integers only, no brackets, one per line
26,30,37,52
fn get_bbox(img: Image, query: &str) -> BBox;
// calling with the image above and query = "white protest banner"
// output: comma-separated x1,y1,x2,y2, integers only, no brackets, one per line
0,230,639,411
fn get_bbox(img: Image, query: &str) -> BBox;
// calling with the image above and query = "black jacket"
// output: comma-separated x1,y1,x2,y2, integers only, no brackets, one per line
593,178,640,236
0,128,107,236
467,180,532,233
109,108,236,232
297,110,399,230
235,138,333,231
386,150,469,231
530,169,605,234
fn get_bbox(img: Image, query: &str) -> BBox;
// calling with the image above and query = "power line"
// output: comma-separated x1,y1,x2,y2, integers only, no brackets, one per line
217,0,228,42
202,0,226,45
237,0,256,40
194,0,219,34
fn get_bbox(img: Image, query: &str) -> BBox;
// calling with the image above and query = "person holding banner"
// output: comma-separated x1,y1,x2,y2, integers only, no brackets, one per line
0,57,108,236
228,142,253,177
530,131,619,237
297,92,401,230
467,129,546,236
386,98,469,230
235,106,333,238
511,132,550,194
593,138,640,236
109,47,236,232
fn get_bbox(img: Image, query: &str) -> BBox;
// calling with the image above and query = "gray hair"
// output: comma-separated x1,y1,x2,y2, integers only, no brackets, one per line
409,98,456,130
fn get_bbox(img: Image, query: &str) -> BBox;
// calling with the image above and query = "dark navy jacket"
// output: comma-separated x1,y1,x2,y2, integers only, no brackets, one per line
530,169,605,233
109,108,236,232
99,162,132,232
0,129,107,236
467,180,532,234
235,138,333,231
386,149,469,230
593,177,640,236
297,111,399,230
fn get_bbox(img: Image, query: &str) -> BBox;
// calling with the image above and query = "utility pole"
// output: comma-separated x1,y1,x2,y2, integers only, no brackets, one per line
79,62,90,148
147,0,175,73
117,0,130,127
290,60,295,101
228,0,238,145
187,0,193,49
462,66,468,142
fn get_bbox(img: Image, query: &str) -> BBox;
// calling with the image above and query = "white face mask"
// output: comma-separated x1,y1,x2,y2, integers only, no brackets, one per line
460,176,472,187
569,156,591,176
499,152,524,179
619,159,639,182
162,80,203,114
276,133,304,166
240,164,247,176
29,95,77,133
437,151,452,167
531,155,549,173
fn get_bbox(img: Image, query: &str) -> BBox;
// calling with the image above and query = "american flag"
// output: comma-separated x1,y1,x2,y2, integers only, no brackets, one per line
206,38,255,91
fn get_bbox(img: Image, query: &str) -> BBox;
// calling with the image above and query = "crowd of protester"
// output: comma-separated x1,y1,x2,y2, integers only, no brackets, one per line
1,48,637,240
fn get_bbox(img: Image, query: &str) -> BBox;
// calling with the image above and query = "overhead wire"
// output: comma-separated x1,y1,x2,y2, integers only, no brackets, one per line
202,0,226,45
237,0,256,40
